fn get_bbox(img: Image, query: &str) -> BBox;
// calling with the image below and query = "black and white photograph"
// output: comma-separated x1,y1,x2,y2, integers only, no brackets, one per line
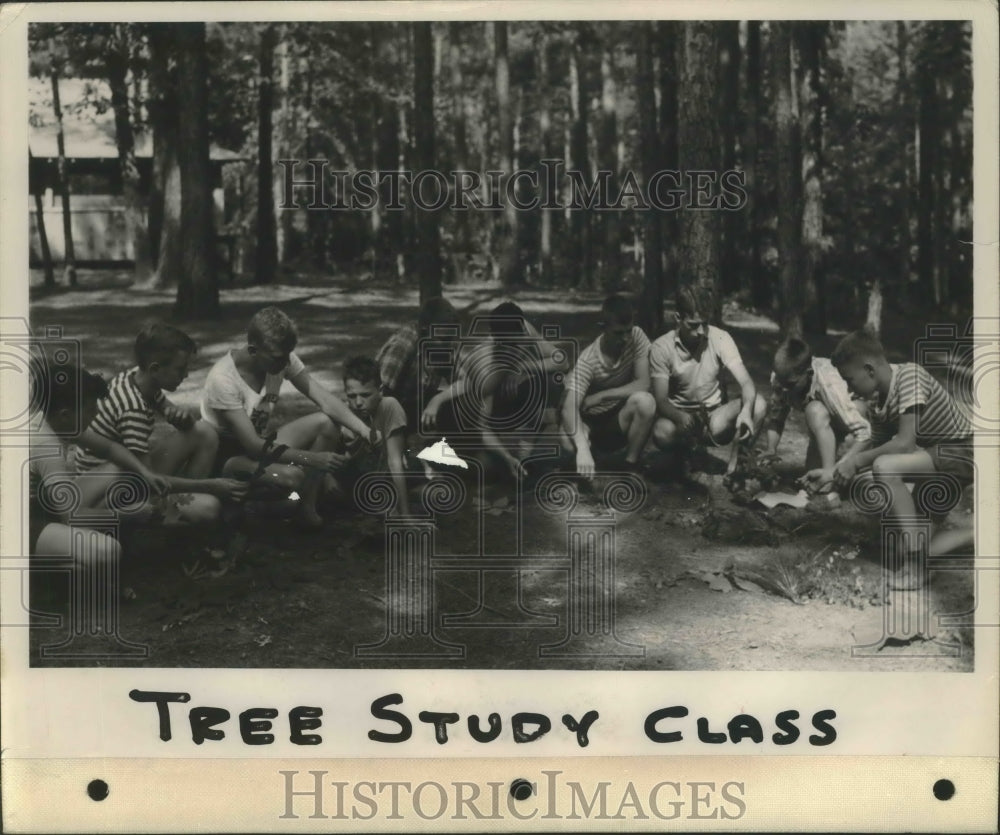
2,2,998,831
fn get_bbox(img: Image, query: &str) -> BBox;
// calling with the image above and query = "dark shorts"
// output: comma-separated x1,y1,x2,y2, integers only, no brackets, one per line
927,439,975,484
213,433,249,475
583,401,627,451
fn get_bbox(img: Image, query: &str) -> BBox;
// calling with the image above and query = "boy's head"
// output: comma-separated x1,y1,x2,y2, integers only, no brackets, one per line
31,358,108,437
831,329,888,398
599,294,635,355
488,301,528,341
135,322,196,391
418,297,459,339
343,356,382,419
675,285,715,353
773,337,814,397
247,307,298,374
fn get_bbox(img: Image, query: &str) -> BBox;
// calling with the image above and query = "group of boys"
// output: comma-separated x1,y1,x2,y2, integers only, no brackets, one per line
30,291,973,590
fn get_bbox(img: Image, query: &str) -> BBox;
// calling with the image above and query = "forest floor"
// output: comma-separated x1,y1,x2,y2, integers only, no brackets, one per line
24,268,978,671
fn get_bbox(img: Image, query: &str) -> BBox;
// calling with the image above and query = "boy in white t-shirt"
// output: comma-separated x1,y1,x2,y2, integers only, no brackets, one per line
200,307,378,528
649,286,767,475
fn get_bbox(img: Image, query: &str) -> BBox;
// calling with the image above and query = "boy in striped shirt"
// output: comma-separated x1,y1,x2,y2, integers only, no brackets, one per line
809,329,974,587
561,294,657,479
75,323,246,524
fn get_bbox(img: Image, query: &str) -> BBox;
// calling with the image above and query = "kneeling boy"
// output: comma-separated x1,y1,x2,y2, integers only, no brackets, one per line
562,294,656,479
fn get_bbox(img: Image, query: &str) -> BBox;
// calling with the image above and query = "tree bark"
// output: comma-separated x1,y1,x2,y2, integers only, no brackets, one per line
916,25,939,305
657,21,680,304
537,29,554,284
770,22,803,337
274,29,292,267
173,22,218,319
719,21,741,296
568,25,592,288
449,22,471,253
412,22,443,302
743,21,769,311
107,23,153,284
50,68,77,287
495,22,520,286
676,22,722,321
29,149,55,288
148,23,182,289
797,22,827,338
597,39,620,287
637,22,664,336
896,22,912,305
255,24,278,285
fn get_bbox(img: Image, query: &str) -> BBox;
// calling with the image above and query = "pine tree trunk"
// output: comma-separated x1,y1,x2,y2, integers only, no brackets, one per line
412,22,443,302
256,24,278,285
916,29,939,305
896,22,912,306
148,23,182,289
107,23,153,284
174,22,218,319
597,41,620,288
449,23,471,253
50,68,77,287
770,22,803,337
637,22,663,336
538,30,554,284
29,149,55,288
658,21,679,303
677,22,722,320
719,21,741,296
797,22,826,337
568,26,592,288
744,21,769,311
274,30,292,267
495,22,520,286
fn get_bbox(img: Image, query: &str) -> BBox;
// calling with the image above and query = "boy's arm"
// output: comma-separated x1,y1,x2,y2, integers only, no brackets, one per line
479,394,526,479
384,429,410,516
831,411,918,485
764,385,790,455
586,346,651,407
77,428,170,495
220,408,343,471
726,359,758,433
562,384,595,478
290,368,373,440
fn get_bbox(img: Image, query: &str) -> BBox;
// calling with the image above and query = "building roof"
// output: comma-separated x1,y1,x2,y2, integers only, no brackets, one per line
29,77,245,162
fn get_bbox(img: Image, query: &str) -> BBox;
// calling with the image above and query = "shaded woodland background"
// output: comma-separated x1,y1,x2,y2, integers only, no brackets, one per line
28,20,973,339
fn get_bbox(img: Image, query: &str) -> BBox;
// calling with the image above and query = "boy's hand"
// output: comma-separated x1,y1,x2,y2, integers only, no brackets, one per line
164,404,195,431
499,371,527,402
368,427,383,447
833,457,859,486
421,399,440,430
802,468,834,494
506,456,527,480
315,451,349,473
735,411,754,441
210,478,250,501
140,467,170,497
581,392,604,411
674,410,697,437
576,449,596,480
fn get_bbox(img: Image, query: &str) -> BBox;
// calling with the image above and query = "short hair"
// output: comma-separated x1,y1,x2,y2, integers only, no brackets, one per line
488,301,528,337
248,307,298,354
774,337,813,376
418,297,459,336
831,329,886,368
676,285,716,321
30,357,108,420
601,294,634,326
343,356,380,386
134,322,196,369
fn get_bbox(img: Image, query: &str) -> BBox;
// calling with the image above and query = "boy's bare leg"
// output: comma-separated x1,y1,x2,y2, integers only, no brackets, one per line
871,449,937,587
618,391,656,466
150,420,219,478
276,413,342,527
804,400,838,471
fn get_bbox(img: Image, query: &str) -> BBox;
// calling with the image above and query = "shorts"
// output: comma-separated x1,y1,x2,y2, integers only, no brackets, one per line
583,401,627,451
213,433,249,475
927,439,975,484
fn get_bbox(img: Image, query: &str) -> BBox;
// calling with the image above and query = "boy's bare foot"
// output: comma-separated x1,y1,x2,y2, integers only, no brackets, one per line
887,559,927,591
299,506,324,530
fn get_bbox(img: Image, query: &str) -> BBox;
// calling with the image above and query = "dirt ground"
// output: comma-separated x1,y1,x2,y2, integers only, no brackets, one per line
25,271,977,671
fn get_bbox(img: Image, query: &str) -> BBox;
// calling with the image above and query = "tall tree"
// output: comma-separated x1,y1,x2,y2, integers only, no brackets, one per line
494,21,520,286
29,149,55,288
743,21,769,310
719,21,741,295
148,23,182,289
770,22,803,337
568,25,592,288
797,22,827,337
449,22,472,253
676,22,722,319
537,28,555,283
636,22,663,335
895,21,912,306
173,22,219,319
106,23,153,283
597,37,620,286
50,66,77,287
412,22,442,302
657,21,680,303
915,24,940,306
255,24,278,285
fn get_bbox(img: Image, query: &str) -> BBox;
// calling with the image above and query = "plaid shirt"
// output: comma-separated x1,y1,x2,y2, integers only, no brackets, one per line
376,324,451,395
765,356,871,442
